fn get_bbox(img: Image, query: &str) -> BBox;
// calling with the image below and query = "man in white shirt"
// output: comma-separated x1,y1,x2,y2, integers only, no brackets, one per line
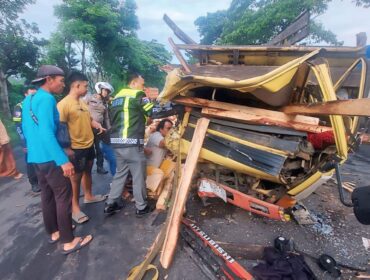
145,119,173,168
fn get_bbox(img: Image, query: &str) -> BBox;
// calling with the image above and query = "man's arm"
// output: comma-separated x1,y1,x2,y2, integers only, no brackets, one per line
91,118,106,134
40,97,69,166
138,93,154,117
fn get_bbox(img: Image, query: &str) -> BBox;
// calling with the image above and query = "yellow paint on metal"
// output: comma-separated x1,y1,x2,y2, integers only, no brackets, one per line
287,171,323,196
333,58,367,134
188,123,290,157
158,49,320,103
310,61,348,159
180,139,282,183
287,170,334,196
260,68,297,92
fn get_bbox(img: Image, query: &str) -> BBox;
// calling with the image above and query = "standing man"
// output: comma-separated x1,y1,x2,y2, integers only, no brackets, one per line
105,73,154,217
57,71,106,224
13,86,40,193
22,65,92,254
145,119,173,168
85,82,116,175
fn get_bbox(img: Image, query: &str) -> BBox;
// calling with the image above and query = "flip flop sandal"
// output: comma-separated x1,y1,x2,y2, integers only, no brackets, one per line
48,225,76,244
13,173,24,180
61,235,93,255
72,211,89,224
83,194,108,204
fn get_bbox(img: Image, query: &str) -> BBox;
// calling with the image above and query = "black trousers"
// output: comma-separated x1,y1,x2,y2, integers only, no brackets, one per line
25,154,38,186
34,162,74,243
93,134,104,168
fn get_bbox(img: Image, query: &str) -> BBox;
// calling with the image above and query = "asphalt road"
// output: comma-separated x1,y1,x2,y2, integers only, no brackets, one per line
1,145,370,279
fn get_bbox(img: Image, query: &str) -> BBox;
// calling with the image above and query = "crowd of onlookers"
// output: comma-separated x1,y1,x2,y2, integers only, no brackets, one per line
0,65,174,255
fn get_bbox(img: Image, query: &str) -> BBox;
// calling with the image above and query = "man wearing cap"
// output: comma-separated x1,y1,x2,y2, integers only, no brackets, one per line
22,65,92,255
13,85,40,193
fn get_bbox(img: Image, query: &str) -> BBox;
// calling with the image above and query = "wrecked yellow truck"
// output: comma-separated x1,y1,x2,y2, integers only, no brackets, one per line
158,44,370,221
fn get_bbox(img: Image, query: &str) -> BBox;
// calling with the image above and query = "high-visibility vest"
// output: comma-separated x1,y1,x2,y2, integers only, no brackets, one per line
109,88,153,146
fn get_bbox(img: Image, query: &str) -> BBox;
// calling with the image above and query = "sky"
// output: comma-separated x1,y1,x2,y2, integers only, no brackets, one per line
21,0,370,52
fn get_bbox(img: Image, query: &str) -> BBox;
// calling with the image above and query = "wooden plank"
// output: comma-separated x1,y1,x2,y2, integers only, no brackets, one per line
268,10,310,46
342,184,354,193
286,25,310,45
146,168,164,193
174,96,320,125
156,170,175,210
282,98,370,117
128,161,181,280
168,37,191,74
163,14,197,45
127,227,166,280
356,274,370,279
160,118,210,269
202,108,332,134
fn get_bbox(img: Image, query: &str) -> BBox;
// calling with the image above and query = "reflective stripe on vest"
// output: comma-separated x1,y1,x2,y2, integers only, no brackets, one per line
110,138,144,145
122,97,130,138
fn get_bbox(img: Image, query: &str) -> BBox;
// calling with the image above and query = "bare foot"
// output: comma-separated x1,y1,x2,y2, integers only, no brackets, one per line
50,231,60,242
63,235,93,251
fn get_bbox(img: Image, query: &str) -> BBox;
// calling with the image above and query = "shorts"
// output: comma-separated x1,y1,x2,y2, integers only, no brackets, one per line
71,146,95,173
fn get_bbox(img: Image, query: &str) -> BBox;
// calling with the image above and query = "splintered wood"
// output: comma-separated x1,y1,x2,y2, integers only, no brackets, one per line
160,117,210,269
283,98,370,117
173,96,333,134
202,108,332,134
174,96,320,125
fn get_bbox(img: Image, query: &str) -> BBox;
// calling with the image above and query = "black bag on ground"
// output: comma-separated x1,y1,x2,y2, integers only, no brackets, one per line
252,247,316,280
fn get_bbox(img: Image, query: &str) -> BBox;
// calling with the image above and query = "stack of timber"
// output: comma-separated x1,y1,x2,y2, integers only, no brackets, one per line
146,158,176,210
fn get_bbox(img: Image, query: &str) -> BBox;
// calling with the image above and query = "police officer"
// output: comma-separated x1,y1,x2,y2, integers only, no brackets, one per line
85,82,115,175
13,86,40,193
105,73,154,217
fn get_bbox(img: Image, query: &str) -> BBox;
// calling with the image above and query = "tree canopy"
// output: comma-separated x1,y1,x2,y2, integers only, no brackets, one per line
0,0,41,117
195,0,368,46
49,0,171,89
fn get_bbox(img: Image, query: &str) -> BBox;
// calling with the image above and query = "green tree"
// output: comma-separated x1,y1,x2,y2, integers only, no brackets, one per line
194,0,355,45
43,31,79,74
53,0,171,89
0,0,40,118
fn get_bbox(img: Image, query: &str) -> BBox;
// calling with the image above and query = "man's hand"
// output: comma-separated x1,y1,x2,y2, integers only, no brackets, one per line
61,162,75,177
91,120,106,135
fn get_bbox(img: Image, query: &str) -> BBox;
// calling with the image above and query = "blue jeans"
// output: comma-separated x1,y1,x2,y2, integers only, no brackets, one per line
100,142,116,176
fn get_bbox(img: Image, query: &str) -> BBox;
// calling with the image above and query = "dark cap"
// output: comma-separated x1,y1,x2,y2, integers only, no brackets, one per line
31,65,65,84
